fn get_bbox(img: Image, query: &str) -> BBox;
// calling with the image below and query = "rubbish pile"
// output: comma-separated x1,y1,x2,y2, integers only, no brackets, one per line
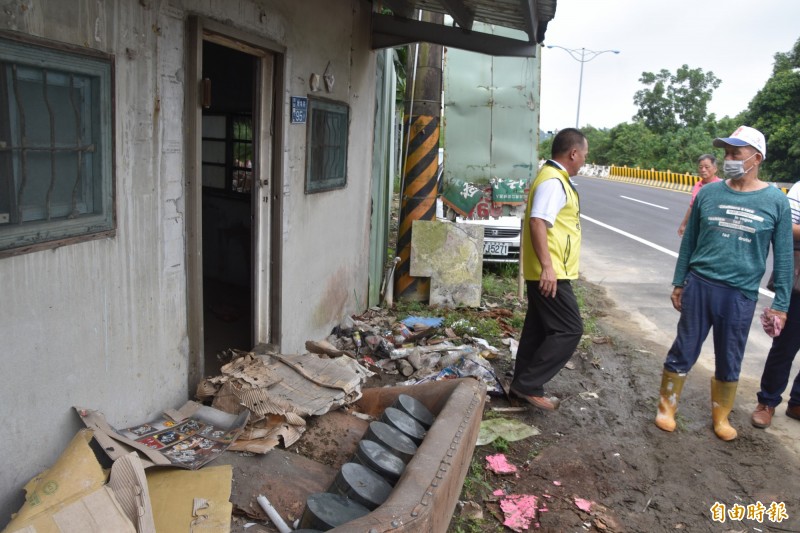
309,307,505,395
3,308,508,533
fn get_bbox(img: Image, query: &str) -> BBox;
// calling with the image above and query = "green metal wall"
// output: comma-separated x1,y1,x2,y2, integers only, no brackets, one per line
443,23,541,185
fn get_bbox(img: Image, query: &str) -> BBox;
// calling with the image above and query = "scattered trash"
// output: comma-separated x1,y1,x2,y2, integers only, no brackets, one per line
564,360,576,370
196,350,370,455
401,315,445,329
575,497,594,513
502,337,519,360
553,480,562,486
459,500,484,520
76,401,249,469
257,493,292,533
490,406,528,413
477,417,540,446
4,430,156,533
485,453,518,474
579,391,599,400
500,494,538,532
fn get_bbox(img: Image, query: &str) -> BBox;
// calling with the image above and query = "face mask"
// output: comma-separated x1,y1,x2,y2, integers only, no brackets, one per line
723,152,757,180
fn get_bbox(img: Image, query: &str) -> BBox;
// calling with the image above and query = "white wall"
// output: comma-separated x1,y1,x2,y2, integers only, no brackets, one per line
0,0,376,524
276,1,376,350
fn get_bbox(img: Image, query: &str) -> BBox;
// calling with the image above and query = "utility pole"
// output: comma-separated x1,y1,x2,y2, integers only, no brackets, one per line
394,11,443,302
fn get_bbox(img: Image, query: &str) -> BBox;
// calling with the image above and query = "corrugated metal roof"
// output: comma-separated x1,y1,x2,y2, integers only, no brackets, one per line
415,0,556,36
372,0,558,57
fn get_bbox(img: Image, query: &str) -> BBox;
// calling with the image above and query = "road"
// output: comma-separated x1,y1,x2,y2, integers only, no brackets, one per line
573,175,800,452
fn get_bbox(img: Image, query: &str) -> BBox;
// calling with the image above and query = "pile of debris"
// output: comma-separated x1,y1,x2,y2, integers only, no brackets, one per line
306,307,505,395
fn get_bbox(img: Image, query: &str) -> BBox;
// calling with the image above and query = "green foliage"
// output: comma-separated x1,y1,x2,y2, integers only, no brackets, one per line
633,65,721,134
742,37,800,182
393,47,408,111
582,126,613,165
491,436,510,453
461,458,492,499
445,315,503,340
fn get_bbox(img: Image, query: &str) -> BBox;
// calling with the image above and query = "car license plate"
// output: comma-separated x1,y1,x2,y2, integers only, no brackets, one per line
483,241,509,256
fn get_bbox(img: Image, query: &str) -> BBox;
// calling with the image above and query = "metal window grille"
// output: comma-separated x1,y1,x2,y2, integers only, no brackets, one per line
305,98,349,193
0,35,113,255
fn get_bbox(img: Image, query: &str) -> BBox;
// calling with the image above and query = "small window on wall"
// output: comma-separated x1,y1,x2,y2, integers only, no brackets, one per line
0,34,114,257
202,113,253,196
305,97,349,193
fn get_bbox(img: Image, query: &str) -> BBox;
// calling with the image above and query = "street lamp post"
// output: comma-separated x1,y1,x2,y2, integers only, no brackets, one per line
546,45,620,128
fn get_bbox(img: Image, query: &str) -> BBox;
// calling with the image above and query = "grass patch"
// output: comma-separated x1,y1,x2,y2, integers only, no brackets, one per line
460,458,492,500
482,264,521,300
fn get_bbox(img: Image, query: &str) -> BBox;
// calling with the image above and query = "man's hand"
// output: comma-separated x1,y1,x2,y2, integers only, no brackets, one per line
670,286,683,312
766,308,788,331
538,265,558,298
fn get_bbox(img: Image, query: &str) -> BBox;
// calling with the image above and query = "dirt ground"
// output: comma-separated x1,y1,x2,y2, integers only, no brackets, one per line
453,280,800,533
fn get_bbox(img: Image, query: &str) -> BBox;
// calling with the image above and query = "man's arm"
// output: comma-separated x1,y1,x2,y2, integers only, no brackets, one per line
677,206,691,237
530,217,557,297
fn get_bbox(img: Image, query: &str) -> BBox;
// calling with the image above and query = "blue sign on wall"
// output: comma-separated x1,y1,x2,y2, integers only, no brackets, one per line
291,96,308,124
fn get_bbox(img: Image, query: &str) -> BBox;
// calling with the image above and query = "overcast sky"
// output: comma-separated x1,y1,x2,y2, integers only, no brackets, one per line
539,0,800,133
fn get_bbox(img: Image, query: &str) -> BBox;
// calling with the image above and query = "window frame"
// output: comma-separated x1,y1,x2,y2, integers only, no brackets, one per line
0,31,115,258
201,112,254,198
304,96,349,194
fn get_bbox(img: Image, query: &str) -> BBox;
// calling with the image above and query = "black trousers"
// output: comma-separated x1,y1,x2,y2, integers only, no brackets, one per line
512,280,583,396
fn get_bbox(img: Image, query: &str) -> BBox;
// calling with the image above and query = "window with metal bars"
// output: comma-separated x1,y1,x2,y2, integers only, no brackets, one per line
0,34,114,256
305,97,349,193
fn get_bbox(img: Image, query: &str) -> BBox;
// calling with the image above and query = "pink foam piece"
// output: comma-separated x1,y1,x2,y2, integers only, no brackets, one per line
574,497,594,513
500,494,538,532
486,453,518,474
493,489,506,496
552,480,562,486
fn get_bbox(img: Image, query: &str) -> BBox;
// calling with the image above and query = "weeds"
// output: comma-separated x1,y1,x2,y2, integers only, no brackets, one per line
461,458,492,500
491,436,510,453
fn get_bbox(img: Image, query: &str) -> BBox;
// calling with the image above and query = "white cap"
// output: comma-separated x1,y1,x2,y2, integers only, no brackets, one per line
713,126,766,159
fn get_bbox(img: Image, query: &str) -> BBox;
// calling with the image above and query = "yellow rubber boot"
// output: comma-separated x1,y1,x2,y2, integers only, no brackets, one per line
711,377,738,441
655,370,687,432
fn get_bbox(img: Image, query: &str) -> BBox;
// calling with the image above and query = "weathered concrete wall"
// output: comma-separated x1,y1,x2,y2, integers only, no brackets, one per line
276,0,375,351
0,0,376,525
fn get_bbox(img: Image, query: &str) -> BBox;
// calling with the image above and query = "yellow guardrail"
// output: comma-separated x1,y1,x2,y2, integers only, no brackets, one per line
586,165,790,194
608,165,697,193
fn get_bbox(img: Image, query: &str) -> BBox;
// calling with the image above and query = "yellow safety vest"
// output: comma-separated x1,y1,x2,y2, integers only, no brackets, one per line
522,162,581,281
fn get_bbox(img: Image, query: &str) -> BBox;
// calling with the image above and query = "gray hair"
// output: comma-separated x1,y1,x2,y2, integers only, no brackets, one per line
698,154,716,165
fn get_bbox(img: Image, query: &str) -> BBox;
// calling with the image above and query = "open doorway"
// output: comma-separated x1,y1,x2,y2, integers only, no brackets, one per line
200,41,256,374
186,19,282,389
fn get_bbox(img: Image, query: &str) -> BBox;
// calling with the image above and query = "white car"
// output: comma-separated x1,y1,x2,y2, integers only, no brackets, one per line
455,215,522,264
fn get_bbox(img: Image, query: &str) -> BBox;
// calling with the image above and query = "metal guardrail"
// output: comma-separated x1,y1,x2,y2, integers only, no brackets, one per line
579,164,789,194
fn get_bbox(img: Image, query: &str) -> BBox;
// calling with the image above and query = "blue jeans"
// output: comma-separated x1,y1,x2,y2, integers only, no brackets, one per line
664,272,756,381
757,291,800,408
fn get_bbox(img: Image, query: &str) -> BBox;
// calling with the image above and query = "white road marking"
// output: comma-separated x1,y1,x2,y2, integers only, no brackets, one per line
620,195,668,209
580,214,775,299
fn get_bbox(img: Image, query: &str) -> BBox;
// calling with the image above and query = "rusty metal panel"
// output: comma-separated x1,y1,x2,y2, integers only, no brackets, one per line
443,23,541,184
412,0,557,35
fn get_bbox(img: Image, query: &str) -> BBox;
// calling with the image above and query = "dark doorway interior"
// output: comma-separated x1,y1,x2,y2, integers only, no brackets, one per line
200,41,256,375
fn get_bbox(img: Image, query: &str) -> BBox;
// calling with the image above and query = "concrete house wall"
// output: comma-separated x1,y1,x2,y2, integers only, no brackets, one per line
0,0,377,524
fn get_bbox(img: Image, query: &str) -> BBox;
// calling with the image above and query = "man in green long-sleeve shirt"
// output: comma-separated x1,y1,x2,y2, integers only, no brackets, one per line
654,126,793,441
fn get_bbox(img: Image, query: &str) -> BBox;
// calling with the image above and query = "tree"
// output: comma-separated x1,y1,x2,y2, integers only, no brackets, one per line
742,37,800,182
604,122,658,168
633,65,721,134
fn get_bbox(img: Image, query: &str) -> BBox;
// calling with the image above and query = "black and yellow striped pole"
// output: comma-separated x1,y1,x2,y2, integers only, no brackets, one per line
395,12,443,302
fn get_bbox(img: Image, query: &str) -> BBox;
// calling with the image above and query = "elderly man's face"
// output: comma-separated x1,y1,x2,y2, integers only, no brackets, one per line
698,159,717,179
723,145,759,162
